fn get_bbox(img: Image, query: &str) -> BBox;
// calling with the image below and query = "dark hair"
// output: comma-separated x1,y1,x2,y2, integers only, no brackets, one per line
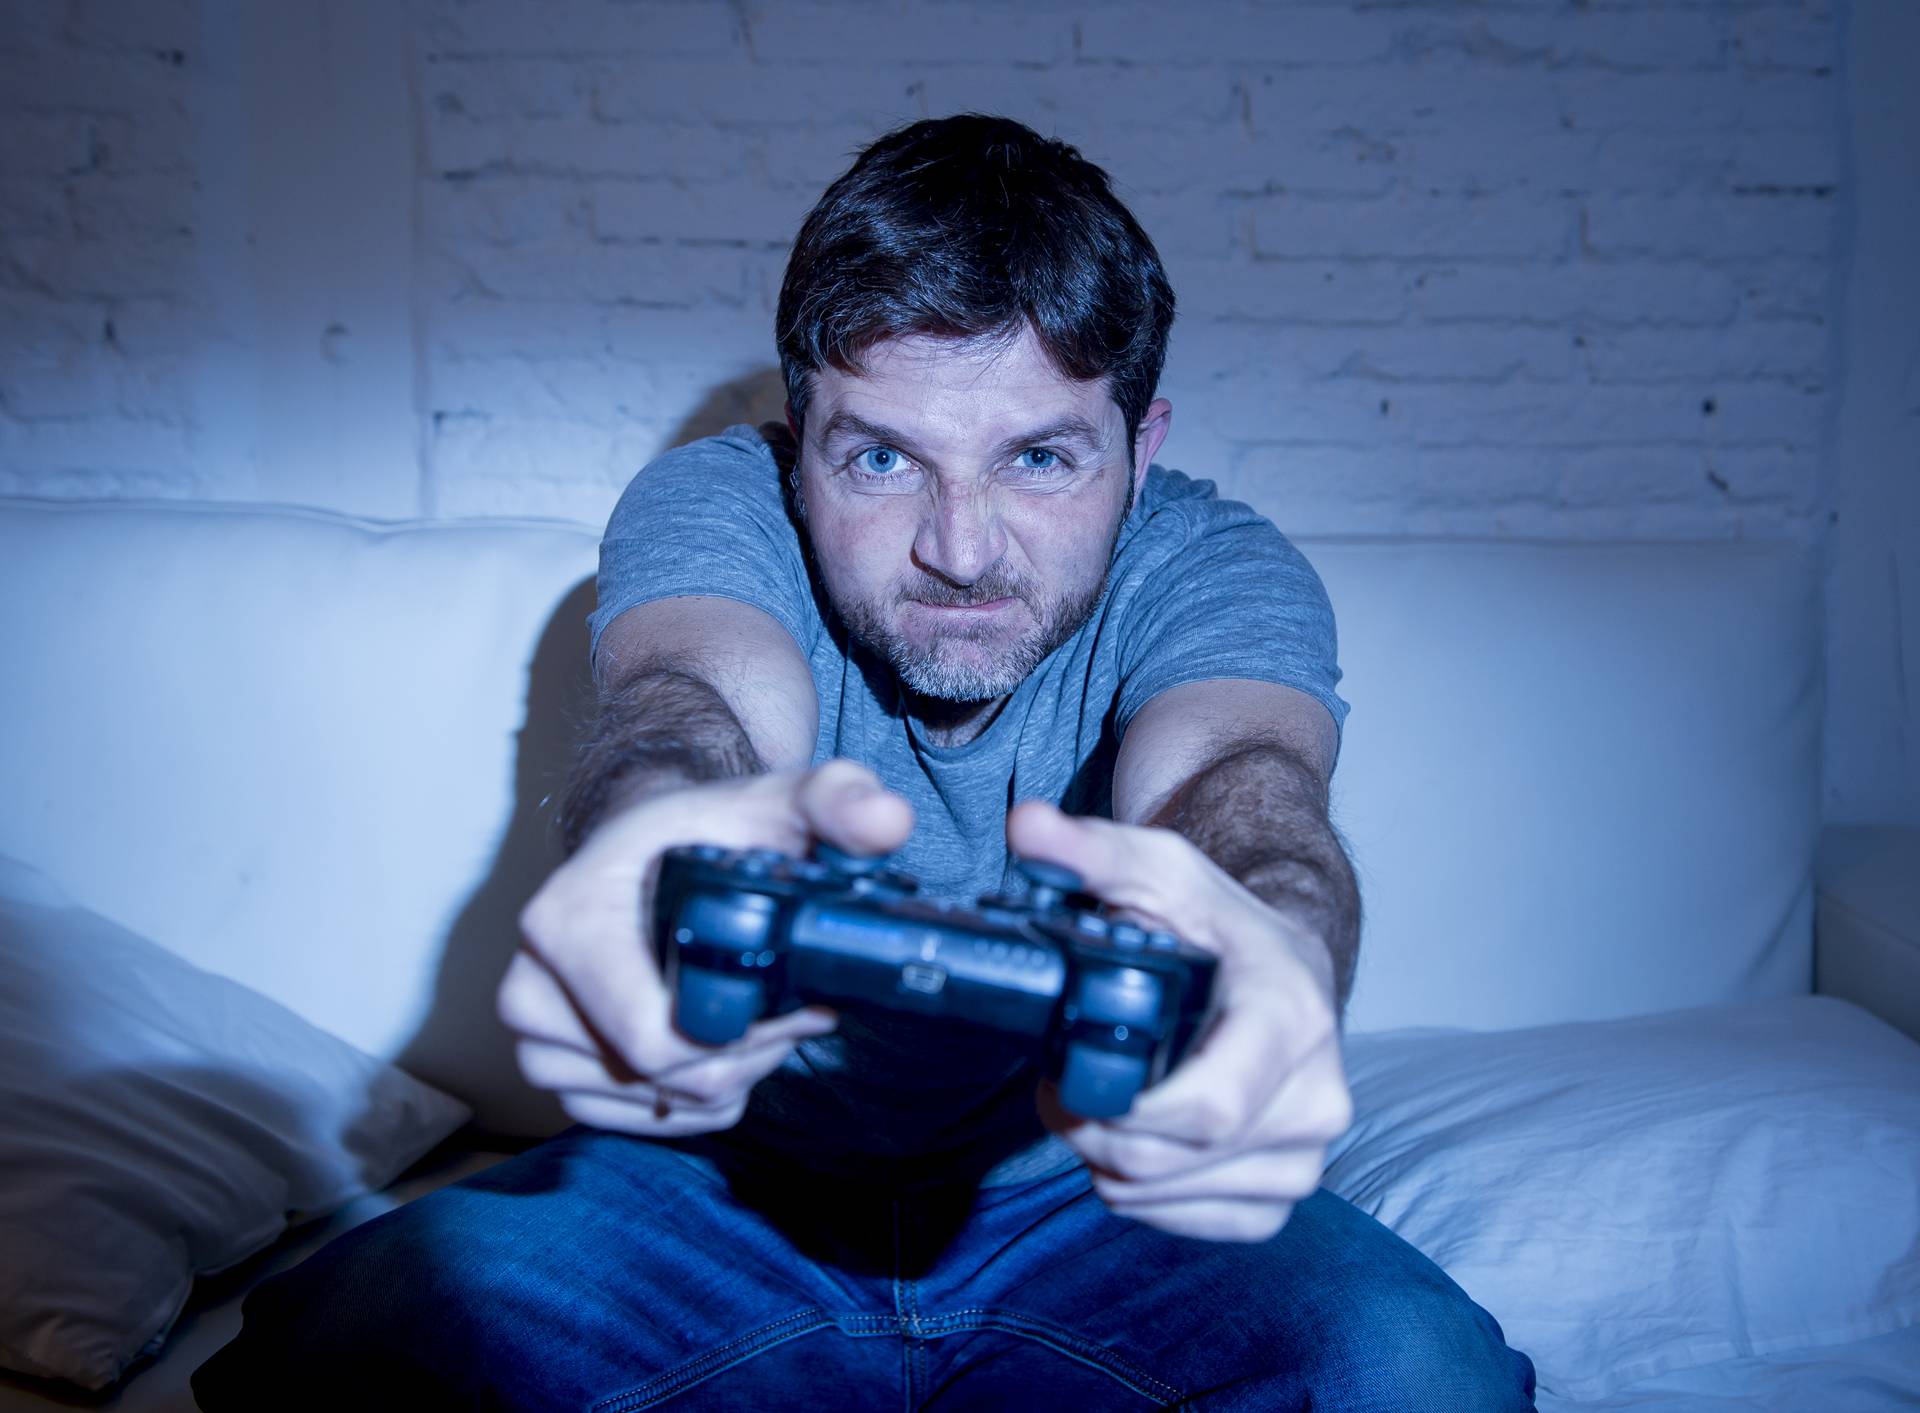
775,113,1176,468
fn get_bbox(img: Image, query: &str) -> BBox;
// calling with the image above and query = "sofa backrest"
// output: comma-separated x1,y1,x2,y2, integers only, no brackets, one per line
0,499,1822,1133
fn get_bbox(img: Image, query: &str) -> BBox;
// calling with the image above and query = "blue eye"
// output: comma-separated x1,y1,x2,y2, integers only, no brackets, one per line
853,446,906,476
1018,448,1060,471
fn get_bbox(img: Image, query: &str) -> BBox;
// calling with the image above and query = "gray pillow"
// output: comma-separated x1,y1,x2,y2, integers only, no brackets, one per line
0,857,470,1389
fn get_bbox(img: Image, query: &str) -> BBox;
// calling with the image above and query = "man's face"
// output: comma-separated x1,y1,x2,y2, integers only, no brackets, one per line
792,324,1171,702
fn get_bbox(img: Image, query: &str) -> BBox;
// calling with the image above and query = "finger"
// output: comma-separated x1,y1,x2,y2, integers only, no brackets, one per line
650,1030,817,1105
556,1088,750,1139
1089,1144,1327,1209
514,1039,723,1111
498,948,604,1054
519,868,693,1077
1040,1080,1210,1181
516,1034,792,1112
1106,1196,1296,1245
1117,969,1340,1146
795,759,915,856
1004,801,1256,953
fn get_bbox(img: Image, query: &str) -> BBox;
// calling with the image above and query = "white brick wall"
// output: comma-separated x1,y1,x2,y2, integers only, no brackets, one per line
0,0,1844,540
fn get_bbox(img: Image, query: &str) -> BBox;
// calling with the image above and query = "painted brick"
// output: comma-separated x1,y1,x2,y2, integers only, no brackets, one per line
1251,191,1577,260
1076,6,1399,66
748,4,1076,64
0,0,1847,551
424,173,589,246
1580,320,1826,383
1462,9,1738,72
0,47,190,115
1555,70,1835,135
443,237,759,307
1411,261,1746,327
424,57,594,122
0,113,105,176
591,61,924,130
1580,191,1834,259
1245,64,1568,139
59,0,196,54
0,414,196,481
590,176,815,245
907,64,1242,136
427,114,756,182
1173,255,1412,324
420,0,744,59
1731,11,1840,72
4,233,198,300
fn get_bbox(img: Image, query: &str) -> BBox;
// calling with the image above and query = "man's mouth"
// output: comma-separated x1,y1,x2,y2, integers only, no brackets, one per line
915,597,1015,614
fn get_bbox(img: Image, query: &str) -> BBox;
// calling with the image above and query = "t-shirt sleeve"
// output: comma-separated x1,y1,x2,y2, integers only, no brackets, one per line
1113,497,1350,768
586,423,819,667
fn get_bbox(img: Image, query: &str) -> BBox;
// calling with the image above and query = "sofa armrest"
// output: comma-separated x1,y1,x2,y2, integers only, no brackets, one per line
1815,826,1920,1043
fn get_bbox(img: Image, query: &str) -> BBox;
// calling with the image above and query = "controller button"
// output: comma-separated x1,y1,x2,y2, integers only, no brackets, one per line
1016,858,1085,893
1146,930,1181,951
900,963,947,995
1059,1044,1150,1120
1073,913,1110,936
689,844,728,861
1111,923,1147,950
814,842,888,877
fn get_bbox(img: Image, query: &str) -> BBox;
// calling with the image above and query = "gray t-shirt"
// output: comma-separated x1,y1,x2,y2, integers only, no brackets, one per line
589,422,1349,1187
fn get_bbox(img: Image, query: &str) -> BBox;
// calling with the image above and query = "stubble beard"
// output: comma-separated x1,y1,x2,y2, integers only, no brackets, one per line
839,566,1108,702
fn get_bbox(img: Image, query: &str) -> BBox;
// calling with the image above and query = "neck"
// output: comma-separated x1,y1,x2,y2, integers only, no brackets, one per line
909,690,1010,748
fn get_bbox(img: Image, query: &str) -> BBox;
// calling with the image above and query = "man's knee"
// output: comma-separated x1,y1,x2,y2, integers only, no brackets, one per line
1182,1192,1537,1412
1312,1270,1536,1411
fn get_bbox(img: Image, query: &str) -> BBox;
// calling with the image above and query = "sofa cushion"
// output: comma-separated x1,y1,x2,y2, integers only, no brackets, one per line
0,499,596,1133
1312,537,1820,1033
1324,995,1920,1401
0,855,469,1390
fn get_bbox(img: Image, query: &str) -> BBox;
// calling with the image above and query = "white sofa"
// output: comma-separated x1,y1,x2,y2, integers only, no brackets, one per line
0,491,1915,1410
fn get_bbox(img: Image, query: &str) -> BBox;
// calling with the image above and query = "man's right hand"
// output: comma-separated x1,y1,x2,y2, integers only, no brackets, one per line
501,759,914,1138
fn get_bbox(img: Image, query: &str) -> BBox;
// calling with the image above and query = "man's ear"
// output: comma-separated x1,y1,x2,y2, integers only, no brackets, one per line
1132,398,1173,492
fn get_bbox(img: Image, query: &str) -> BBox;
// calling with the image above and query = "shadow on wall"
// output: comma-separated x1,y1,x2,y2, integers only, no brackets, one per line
671,366,792,449
394,370,792,1141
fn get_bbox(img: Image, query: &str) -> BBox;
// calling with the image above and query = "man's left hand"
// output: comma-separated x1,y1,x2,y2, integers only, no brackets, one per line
1006,799,1354,1243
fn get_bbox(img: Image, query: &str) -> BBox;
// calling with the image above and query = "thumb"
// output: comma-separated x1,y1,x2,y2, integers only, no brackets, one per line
794,759,915,857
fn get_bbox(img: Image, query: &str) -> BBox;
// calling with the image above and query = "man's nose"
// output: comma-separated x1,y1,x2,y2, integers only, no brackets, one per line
912,487,1006,588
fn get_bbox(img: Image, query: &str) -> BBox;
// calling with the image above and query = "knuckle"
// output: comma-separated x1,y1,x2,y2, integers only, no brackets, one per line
1187,1096,1247,1145
1323,1085,1355,1136
494,958,538,1033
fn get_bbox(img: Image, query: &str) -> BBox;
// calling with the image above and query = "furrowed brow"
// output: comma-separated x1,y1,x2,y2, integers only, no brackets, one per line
816,410,919,455
992,416,1109,458
814,409,1111,461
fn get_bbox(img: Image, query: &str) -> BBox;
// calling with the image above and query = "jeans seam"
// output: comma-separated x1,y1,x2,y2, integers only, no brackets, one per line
589,1308,832,1413
913,1307,1185,1406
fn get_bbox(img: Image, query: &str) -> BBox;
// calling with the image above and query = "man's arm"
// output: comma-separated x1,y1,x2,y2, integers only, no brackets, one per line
554,595,819,852
1110,678,1361,1015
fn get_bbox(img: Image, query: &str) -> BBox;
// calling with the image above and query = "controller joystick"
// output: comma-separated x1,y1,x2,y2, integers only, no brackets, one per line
651,844,1219,1120
1013,857,1084,913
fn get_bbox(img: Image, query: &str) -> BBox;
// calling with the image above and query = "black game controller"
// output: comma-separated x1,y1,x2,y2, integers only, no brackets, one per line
650,842,1220,1120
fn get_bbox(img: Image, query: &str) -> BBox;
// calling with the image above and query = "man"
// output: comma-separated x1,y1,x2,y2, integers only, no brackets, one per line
195,114,1535,1410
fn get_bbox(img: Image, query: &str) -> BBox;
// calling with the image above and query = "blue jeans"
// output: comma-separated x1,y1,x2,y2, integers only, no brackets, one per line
193,1126,1536,1410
